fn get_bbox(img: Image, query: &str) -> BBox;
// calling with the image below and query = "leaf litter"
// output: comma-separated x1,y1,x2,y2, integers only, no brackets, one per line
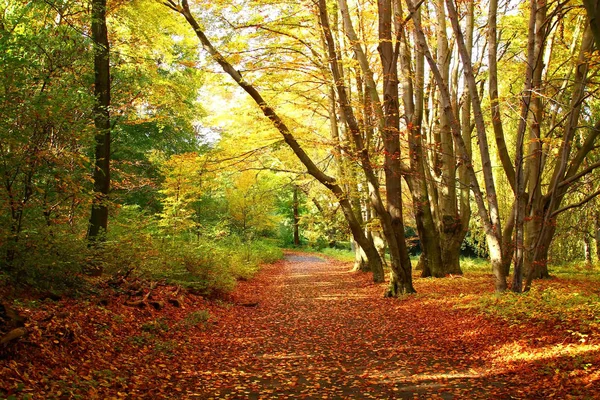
1,251,599,399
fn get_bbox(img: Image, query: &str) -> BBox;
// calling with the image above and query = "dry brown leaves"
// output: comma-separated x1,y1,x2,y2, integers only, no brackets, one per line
1,252,598,399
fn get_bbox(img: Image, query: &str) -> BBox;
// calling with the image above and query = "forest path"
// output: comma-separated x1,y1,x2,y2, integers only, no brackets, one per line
7,251,580,399
176,252,510,399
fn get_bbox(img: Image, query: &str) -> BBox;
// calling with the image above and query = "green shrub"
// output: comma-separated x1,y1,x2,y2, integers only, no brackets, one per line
0,204,285,297
1,225,89,293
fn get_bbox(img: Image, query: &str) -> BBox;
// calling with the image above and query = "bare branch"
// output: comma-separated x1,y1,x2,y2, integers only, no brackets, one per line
551,188,600,218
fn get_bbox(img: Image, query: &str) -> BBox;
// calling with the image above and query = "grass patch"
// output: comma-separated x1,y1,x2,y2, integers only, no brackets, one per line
459,257,492,274
181,310,212,328
316,247,355,262
549,262,600,281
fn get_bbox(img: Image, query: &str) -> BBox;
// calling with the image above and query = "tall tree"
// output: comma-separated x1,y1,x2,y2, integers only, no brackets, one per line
87,0,111,241
163,0,386,284
408,0,508,291
321,0,415,294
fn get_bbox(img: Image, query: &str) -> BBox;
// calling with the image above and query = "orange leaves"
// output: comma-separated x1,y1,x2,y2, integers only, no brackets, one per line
2,253,600,398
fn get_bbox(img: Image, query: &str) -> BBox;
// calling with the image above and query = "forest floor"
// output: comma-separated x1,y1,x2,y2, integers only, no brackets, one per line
1,251,600,399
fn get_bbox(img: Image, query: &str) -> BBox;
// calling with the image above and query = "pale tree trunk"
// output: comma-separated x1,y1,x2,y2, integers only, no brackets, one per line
512,0,541,292
166,0,386,282
444,0,507,291
327,84,371,272
433,0,462,277
293,186,300,246
396,1,444,277
88,0,111,243
521,0,547,290
489,0,518,279
409,0,507,291
596,210,600,262
524,24,595,290
488,0,516,189
457,0,474,274
584,234,592,265
322,0,414,294
328,12,380,277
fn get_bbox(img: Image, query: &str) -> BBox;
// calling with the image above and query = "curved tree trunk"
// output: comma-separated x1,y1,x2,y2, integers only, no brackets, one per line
320,0,413,294
168,0,386,283
409,0,507,291
378,0,414,295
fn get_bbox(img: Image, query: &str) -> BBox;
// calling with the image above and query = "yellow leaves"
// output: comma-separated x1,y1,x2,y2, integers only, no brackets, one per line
225,170,281,233
157,152,209,232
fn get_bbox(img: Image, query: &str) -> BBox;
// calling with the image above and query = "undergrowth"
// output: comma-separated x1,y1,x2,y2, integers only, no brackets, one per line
468,287,600,332
456,262,600,334
0,213,284,297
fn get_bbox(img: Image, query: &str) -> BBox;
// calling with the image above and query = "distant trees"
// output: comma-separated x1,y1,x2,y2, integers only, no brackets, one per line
0,1,95,269
0,0,206,281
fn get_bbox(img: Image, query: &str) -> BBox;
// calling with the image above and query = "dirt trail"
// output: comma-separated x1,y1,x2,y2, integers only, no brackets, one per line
175,252,511,399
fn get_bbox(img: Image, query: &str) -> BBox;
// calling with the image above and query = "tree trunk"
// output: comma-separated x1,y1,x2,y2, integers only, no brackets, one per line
351,239,369,272
322,0,412,293
397,1,444,278
409,0,507,291
524,24,595,291
444,0,506,291
596,210,600,262
584,234,592,265
433,0,461,277
378,0,414,295
293,186,300,246
87,0,111,242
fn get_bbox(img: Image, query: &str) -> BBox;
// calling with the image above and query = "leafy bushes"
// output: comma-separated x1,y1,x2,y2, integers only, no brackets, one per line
0,226,90,293
89,206,280,295
0,205,283,296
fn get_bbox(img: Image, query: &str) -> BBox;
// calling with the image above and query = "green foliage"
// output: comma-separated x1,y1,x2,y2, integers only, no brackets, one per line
1,226,90,293
141,318,170,333
102,205,283,295
0,1,95,274
0,0,207,291
467,287,600,331
316,248,354,262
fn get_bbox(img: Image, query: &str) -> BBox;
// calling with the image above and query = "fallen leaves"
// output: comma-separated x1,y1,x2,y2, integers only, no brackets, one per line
0,252,598,398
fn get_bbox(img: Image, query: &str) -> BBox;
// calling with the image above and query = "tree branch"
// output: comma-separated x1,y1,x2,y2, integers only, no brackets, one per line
551,188,600,218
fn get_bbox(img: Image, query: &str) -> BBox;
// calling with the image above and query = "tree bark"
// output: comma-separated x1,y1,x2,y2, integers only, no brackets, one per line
396,1,444,278
596,210,600,262
293,186,300,246
524,24,595,290
409,0,507,291
488,0,516,189
377,0,414,295
583,0,600,47
584,234,592,264
87,0,111,242
321,0,413,293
